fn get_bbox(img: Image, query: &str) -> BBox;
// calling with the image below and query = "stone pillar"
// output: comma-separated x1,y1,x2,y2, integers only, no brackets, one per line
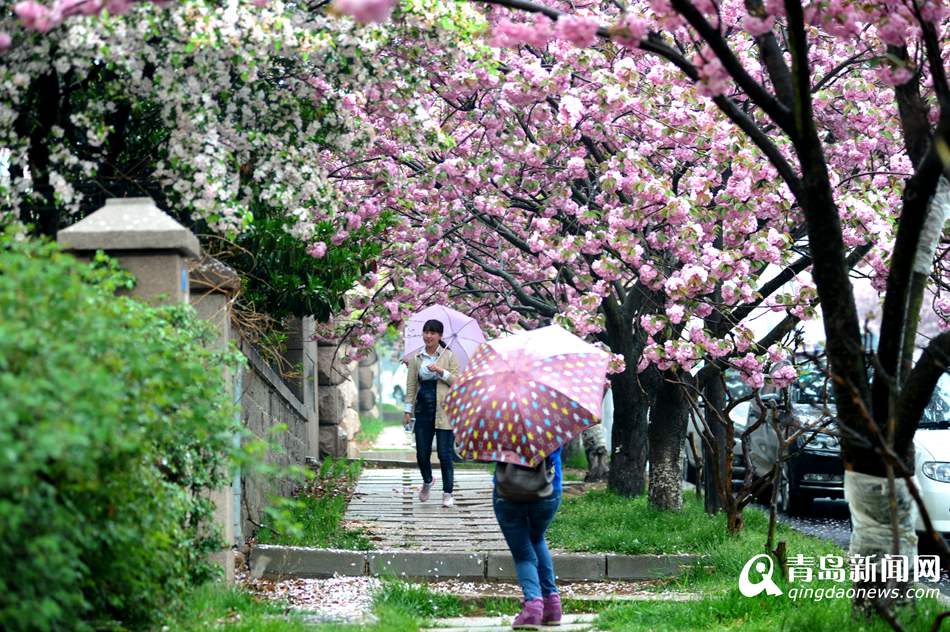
282,317,305,404
189,255,241,583
317,341,359,458
57,197,199,304
57,197,235,582
357,349,380,420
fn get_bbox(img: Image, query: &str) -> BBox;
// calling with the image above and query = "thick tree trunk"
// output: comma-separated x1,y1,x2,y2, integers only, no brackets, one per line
846,471,918,613
581,424,609,482
648,372,690,511
607,363,658,496
15,71,62,236
601,288,659,497
702,364,728,515
779,4,944,612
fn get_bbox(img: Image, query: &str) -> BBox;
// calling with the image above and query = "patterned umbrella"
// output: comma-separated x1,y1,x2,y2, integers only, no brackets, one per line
402,304,486,372
445,325,610,467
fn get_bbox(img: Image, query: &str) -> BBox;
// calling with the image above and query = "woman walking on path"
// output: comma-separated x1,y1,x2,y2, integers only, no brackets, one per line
493,448,563,629
403,319,460,507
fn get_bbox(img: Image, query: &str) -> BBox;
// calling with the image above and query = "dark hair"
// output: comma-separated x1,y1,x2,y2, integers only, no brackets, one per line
422,319,444,335
422,319,447,348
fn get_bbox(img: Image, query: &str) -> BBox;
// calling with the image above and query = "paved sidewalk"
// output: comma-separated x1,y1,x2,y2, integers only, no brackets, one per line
421,613,598,631
358,424,440,465
344,468,509,552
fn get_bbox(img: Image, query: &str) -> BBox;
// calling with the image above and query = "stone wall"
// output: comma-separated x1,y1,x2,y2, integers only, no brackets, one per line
237,338,314,539
317,342,361,458
357,349,380,422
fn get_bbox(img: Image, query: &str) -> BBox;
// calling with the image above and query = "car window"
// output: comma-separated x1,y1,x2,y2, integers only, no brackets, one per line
793,367,836,405
724,369,753,400
921,374,950,426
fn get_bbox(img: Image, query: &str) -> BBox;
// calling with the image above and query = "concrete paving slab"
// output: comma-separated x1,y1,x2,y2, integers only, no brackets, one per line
368,551,486,578
250,545,366,578
606,553,701,580
422,613,597,631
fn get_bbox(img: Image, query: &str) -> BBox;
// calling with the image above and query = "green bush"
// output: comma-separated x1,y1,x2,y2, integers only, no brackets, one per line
0,235,242,630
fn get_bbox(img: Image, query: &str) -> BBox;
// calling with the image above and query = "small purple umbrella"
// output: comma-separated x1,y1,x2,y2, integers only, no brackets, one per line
402,304,486,371
445,325,610,467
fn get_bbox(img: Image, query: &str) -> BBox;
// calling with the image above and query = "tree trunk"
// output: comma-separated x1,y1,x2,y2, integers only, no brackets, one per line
648,372,690,511
15,71,62,236
607,363,658,496
581,424,609,482
702,364,728,515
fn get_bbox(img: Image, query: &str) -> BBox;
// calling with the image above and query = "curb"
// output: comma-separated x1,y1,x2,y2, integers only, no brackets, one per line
250,544,705,581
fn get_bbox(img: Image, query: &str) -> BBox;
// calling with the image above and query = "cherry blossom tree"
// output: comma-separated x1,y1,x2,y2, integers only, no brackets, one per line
320,1,907,519
0,0,475,319
427,0,950,614
10,7,950,607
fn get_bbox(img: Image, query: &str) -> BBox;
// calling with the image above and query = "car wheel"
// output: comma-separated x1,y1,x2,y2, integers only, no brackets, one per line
778,464,812,515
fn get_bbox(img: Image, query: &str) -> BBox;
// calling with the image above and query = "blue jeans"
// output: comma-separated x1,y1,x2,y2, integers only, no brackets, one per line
414,382,454,493
492,489,561,601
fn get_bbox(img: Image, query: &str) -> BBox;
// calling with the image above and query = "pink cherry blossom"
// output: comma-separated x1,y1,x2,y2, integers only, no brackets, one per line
741,14,775,37
490,15,555,48
14,1,59,32
308,242,328,259
554,15,599,48
770,364,798,388
612,13,648,47
332,0,396,24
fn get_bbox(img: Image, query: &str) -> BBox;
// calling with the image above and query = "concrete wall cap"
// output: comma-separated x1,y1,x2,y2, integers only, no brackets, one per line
57,197,200,257
189,255,241,293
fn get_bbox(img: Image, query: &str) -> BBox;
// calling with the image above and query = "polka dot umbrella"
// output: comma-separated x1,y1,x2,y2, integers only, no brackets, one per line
445,325,610,467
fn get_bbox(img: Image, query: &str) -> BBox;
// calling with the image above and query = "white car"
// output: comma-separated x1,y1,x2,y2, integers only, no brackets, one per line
379,361,408,407
913,376,950,543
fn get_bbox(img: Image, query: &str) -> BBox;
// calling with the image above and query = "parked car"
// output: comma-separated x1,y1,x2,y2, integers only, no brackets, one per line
687,362,950,534
685,361,844,515
750,363,844,514
913,376,950,548
683,370,751,487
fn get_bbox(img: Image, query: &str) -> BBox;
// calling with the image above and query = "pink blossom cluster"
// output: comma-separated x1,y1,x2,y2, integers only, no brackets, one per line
331,0,397,24
264,0,947,380
489,14,555,48
13,0,140,33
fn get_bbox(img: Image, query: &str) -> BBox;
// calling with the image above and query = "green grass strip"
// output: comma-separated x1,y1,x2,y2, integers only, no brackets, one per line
258,458,372,550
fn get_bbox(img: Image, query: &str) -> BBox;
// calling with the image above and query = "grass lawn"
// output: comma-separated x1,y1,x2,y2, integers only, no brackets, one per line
257,458,372,550
380,402,403,415
563,445,589,469
355,417,393,447
550,491,946,630
595,590,945,631
189,485,946,631
165,582,318,631
170,570,947,632
168,578,607,631
550,490,841,593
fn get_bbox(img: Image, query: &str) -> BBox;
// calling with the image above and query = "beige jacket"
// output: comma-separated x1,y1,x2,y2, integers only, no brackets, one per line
405,347,459,430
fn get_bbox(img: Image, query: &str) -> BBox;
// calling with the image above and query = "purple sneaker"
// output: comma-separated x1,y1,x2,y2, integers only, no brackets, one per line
512,598,543,630
542,593,562,626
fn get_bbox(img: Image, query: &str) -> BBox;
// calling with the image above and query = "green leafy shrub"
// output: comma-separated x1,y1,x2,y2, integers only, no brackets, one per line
0,234,242,630
213,203,396,321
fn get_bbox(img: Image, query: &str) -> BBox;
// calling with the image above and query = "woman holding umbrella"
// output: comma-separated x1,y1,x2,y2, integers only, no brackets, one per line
403,319,460,507
445,324,611,629
493,449,564,629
